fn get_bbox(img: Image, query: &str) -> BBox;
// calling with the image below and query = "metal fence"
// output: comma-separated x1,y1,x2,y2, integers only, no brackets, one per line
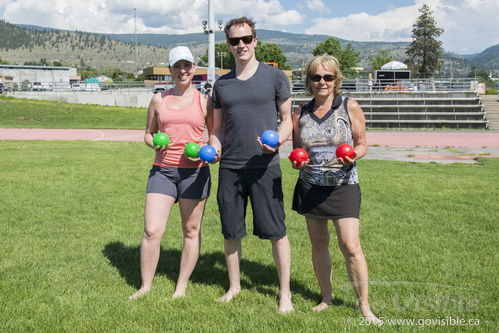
2,78,483,95
291,78,482,93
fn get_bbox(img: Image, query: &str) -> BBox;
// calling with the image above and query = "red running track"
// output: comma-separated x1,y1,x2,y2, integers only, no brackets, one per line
1,128,498,148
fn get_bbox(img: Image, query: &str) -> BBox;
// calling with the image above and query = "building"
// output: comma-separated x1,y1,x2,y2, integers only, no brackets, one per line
0,64,80,88
143,65,292,85
143,66,231,85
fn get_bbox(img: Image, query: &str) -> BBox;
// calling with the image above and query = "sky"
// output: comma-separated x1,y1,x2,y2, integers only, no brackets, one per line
0,0,498,55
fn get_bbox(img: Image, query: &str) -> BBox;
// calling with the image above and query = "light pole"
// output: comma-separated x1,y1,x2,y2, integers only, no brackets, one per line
202,0,222,87
134,8,139,79
217,51,226,69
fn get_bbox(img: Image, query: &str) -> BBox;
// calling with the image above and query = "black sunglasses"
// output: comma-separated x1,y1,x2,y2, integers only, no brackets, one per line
309,74,335,82
228,35,254,46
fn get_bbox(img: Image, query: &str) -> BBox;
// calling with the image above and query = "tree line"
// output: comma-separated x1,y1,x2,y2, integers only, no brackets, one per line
201,4,446,79
1,5,449,80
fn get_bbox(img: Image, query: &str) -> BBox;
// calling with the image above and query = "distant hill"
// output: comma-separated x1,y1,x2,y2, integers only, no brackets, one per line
0,21,170,72
462,44,499,71
2,21,498,77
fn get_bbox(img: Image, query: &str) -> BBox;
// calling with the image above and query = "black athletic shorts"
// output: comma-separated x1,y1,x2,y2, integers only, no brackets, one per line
217,165,286,240
292,178,361,219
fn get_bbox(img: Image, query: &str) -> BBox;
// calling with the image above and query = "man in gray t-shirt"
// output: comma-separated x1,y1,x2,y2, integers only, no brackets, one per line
209,16,294,314
211,62,290,169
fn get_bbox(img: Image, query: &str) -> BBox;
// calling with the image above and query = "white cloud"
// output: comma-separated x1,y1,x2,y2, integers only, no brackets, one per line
428,0,499,54
305,0,499,53
1,0,497,54
305,5,419,42
306,0,329,13
2,0,305,34
214,0,305,29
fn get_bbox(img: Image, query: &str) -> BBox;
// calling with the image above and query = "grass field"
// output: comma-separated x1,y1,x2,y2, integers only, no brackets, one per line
0,96,146,129
1,139,497,332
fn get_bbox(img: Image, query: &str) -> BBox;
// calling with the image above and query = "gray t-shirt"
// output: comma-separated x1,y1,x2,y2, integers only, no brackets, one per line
211,62,291,169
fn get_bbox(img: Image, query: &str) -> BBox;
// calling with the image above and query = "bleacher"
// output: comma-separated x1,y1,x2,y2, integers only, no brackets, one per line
291,91,488,129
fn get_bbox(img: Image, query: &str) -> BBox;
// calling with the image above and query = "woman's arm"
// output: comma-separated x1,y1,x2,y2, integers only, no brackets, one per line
347,99,368,160
144,93,162,150
291,105,302,150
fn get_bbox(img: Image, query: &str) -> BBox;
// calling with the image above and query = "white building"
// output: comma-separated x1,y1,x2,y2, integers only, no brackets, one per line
0,65,79,88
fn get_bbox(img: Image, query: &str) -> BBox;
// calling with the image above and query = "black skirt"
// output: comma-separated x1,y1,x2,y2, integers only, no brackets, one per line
292,178,361,219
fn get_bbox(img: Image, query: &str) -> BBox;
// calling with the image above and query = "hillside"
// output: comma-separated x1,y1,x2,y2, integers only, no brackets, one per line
463,44,499,70
1,21,497,76
0,20,170,72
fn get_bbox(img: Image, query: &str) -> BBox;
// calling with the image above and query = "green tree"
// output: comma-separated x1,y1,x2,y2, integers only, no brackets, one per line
313,37,342,58
202,41,291,70
369,50,393,70
405,4,444,78
255,41,292,70
470,67,497,89
312,37,360,73
79,70,96,80
201,43,234,69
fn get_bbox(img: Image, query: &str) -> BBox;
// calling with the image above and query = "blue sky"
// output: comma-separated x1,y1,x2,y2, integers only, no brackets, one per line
0,0,498,54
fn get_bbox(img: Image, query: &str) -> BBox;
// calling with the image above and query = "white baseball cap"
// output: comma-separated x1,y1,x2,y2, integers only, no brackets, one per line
168,46,195,67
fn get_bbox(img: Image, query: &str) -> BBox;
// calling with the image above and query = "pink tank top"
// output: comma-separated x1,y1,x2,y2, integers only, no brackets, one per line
153,88,205,168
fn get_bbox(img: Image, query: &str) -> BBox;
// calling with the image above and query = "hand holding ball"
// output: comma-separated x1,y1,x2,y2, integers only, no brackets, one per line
184,142,200,158
153,132,169,148
335,144,355,160
260,130,279,148
289,148,308,167
198,145,217,162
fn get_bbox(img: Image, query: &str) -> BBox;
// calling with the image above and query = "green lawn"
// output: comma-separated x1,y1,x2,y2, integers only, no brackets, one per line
0,96,146,129
1,140,497,332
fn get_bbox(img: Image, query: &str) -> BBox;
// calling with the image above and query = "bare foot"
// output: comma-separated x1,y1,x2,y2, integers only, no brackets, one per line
312,301,330,312
172,289,186,299
129,287,150,300
216,287,240,302
312,297,332,312
360,306,383,327
171,282,187,299
279,293,294,314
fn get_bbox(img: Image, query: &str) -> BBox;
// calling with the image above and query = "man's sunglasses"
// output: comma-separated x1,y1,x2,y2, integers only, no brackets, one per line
228,35,254,46
309,74,336,82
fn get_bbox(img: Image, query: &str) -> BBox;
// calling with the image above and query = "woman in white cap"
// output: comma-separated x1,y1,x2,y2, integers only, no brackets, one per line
130,46,211,300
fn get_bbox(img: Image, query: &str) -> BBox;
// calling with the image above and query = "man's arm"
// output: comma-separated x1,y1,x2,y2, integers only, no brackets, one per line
257,96,292,154
208,101,223,162
276,96,293,145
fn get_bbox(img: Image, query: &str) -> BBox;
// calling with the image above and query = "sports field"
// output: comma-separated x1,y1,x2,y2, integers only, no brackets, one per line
0,97,497,331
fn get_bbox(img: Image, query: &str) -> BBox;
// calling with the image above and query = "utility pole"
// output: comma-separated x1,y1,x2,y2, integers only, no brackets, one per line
134,8,139,79
202,0,222,87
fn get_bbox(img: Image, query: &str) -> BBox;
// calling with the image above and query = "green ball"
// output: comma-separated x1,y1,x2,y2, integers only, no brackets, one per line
184,142,200,158
153,132,169,147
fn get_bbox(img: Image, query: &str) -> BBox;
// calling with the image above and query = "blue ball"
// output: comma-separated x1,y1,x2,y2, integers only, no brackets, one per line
261,130,279,148
198,145,217,162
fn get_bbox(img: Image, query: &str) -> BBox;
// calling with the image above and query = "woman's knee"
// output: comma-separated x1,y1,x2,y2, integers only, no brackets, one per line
339,239,362,258
183,222,201,240
143,224,165,240
309,232,330,250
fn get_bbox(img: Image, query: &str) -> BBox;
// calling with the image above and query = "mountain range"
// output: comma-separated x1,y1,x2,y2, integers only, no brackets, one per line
1,20,497,77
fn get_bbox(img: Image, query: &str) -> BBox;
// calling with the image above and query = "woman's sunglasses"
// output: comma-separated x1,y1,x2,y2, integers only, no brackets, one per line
228,35,254,46
309,74,335,82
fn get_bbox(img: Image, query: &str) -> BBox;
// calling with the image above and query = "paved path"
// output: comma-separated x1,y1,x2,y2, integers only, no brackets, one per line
1,128,499,163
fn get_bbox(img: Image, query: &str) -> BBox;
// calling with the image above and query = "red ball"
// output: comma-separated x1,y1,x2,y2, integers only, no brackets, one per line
289,148,308,167
336,144,355,160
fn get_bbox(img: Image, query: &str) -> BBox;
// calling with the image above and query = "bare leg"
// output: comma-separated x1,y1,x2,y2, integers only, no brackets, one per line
271,235,294,313
306,217,333,311
334,218,382,326
217,239,242,302
172,198,207,299
130,193,175,300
